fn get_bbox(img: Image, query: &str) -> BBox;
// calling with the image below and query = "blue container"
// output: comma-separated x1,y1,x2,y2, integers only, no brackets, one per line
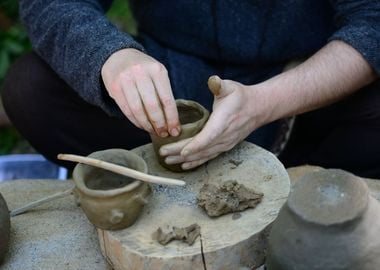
0,154,68,182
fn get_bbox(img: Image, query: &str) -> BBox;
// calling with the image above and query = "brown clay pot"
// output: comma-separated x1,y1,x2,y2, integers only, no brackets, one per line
73,149,151,230
0,192,10,264
150,99,209,172
267,169,380,270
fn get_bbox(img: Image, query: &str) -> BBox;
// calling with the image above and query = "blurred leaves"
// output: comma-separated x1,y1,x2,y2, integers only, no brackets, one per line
0,24,33,153
0,0,32,154
0,25,32,84
0,0,19,21
107,0,137,34
0,0,31,87
0,127,21,154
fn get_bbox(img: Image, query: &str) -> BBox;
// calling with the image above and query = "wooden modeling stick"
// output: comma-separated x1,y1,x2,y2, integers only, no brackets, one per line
10,187,74,217
57,154,186,187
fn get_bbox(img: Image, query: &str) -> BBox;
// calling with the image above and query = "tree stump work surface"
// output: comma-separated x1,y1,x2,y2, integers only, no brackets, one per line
98,141,291,270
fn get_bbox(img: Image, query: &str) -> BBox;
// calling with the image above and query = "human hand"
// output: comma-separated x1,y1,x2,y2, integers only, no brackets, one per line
159,75,262,170
101,48,180,137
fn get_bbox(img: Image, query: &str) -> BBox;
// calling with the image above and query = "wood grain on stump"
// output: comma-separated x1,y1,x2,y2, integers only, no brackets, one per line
98,142,290,270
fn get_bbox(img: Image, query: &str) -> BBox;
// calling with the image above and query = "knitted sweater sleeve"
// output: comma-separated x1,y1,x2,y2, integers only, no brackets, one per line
329,0,380,74
19,0,144,116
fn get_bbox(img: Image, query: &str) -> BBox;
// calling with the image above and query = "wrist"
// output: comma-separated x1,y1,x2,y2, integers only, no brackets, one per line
245,83,279,129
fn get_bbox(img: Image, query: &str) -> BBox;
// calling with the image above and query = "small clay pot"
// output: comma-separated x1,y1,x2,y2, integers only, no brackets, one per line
0,192,10,264
150,99,209,172
266,169,380,270
73,149,151,230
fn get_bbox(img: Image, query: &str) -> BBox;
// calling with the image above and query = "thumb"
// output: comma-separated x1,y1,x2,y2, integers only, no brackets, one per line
208,75,235,98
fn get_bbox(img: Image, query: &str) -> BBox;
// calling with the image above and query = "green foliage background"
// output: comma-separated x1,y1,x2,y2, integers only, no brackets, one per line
0,0,133,87
0,1,32,87
0,0,134,154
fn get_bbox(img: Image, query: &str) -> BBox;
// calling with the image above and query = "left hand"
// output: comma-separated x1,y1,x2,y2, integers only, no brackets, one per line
159,75,260,170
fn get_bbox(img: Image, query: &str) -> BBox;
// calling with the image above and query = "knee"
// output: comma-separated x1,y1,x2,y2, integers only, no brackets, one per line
1,52,52,121
355,79,380,124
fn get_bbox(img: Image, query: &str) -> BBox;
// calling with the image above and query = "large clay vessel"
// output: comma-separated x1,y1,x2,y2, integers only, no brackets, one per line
150,99,209,172
0,192,10,264
267,169,380,270
73,149,151,230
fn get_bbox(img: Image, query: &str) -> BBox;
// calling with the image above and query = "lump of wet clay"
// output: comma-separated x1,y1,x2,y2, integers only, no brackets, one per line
198,180,263,217
154,223,201,246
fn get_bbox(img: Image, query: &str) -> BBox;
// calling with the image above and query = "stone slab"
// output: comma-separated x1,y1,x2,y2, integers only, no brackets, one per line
0,179,110,270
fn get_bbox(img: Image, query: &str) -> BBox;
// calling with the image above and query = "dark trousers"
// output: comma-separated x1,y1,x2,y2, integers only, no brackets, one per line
279,79,380,178
2,52,380,178
2,52,151,169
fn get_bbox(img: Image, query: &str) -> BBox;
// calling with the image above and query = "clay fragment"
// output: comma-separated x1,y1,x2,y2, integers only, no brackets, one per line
155,223,201,246
232,213,242,220
198,180,263,217
229,159,243,169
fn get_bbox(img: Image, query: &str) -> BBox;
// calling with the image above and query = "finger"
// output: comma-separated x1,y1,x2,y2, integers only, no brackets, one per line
165,143,224,164
121,76,155,134
120,101,141,128
181,113,227,156
151,66,181,137
164,155,185,165
134,72,168,137
181,153,219,170
108,85,142,128
159,138,193,156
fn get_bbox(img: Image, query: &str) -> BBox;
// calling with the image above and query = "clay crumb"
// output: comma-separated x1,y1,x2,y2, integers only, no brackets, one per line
263,174,273,181
197,180,264,217
154,223,201,246
229,159,243,169
232,213,242,220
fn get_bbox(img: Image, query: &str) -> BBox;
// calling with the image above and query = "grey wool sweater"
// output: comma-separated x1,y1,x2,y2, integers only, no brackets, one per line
19,0,380,117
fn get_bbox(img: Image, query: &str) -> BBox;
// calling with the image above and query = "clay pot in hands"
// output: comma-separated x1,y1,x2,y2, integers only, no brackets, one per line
0,192,10,264
266,169,380,270
73,149,151,230
150,99,209,172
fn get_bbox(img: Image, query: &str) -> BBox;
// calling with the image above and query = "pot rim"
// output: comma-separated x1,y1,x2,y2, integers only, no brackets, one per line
175,99,209,129
287,169,369,226
73,149,148,198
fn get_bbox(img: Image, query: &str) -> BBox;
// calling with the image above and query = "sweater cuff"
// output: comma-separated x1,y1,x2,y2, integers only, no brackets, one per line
329,24,380,75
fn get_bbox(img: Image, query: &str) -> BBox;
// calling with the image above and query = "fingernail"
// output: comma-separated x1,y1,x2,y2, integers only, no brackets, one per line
160,131,168,138
159,148,168,156
182,149,191,156
165,157,181,165
182,163,190,170
171,128,179,137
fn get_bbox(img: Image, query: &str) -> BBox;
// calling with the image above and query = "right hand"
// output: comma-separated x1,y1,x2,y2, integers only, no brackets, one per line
101,48,180,137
